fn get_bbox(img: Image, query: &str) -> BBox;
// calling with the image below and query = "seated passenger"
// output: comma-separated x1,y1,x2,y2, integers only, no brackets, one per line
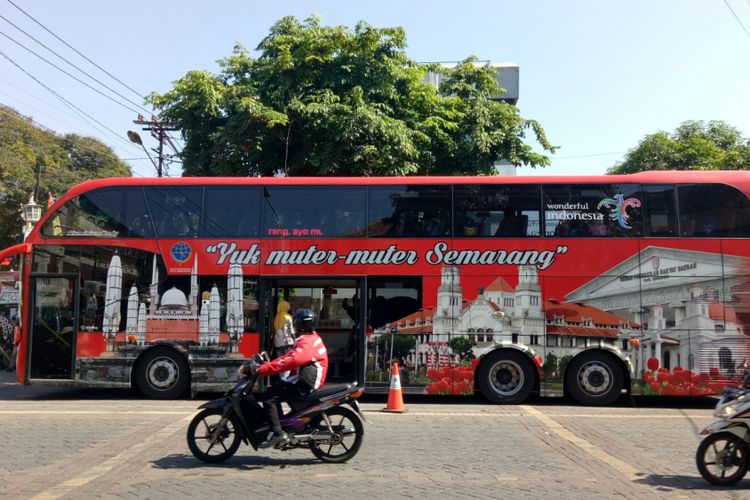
159,213,192,237
496,215,528,237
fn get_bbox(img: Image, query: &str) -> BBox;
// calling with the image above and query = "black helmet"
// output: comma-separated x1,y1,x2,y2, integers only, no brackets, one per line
293,308,317,333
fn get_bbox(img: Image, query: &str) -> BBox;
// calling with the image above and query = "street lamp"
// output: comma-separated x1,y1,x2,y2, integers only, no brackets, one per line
127,130,160,177
21,193,41,240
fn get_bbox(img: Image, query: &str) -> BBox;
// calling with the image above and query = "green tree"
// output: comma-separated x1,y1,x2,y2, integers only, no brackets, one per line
542,352,558,375
149,16,556,177
608,120,750,174
559,355,573,376
448,336,476,361
376,333,416,361
0,106,131,250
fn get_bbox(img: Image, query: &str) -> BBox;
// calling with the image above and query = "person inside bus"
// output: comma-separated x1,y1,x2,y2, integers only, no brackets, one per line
6,317,19,372
241,308,328,448
158,212,193,237
495,212,528,237
369,295,388,329
272,300,295,380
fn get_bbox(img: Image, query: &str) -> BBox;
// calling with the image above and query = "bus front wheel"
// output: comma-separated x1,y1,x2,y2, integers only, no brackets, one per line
477,350,534,404
135,347,189,399
565,352,624,406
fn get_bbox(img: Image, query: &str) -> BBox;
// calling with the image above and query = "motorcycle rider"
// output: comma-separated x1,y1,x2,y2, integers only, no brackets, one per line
243,308,329,447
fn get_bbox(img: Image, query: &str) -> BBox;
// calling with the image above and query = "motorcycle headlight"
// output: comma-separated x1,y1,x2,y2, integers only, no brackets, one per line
715,402,739,419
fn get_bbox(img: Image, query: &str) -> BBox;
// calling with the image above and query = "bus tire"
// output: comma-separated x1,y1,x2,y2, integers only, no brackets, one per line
477,350,534,404
135,347,189,399
565,351,623,406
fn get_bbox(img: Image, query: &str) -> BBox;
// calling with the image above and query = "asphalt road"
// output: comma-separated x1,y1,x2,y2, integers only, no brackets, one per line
0,370,746,499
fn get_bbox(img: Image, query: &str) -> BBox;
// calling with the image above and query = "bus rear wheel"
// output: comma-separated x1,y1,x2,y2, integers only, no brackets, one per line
477,350,534,404
565,352,624,406
135,347,189,399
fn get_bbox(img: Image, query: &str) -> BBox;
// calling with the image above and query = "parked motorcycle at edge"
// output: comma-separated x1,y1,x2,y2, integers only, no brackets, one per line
696,370,750,485
187,352,366,464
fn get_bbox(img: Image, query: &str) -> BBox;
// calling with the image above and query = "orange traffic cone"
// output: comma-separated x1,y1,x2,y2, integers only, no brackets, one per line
382,362,407,413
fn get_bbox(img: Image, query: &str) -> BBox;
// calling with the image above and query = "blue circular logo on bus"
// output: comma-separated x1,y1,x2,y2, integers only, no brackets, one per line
171,241,192,264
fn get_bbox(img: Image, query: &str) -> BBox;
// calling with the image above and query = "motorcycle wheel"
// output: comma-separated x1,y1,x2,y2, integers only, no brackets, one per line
309,406,364,463
187,408,242,463
696,431,748,486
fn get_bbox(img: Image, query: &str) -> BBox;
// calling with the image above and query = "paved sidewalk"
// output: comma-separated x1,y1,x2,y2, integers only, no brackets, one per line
0,375,742,499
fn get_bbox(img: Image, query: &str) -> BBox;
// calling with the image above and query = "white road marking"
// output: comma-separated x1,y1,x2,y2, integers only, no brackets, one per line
521,405,641,481
30,414,193,500
365,410,705,419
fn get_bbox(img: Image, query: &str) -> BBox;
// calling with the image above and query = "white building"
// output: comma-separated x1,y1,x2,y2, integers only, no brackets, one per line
566,246,749,375
385,265,638,368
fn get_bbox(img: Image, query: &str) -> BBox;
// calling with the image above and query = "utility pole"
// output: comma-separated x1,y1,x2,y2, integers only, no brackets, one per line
129,115,180,177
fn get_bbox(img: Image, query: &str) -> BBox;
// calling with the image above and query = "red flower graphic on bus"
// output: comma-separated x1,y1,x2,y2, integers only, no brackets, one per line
425,359,479,395
640,358,741,396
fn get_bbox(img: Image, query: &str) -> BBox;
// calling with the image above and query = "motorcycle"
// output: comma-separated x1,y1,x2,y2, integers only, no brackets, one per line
186,352,366,464
696,371,750,485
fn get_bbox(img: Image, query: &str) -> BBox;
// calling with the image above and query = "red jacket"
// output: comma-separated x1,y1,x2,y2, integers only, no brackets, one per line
258,331,328,389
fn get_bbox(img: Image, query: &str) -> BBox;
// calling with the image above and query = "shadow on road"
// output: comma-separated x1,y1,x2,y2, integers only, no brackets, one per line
635,473,750,491
152,453,317,470
0,370,717,408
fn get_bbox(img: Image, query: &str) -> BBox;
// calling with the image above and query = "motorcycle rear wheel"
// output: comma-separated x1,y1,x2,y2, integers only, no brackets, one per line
309,406,364,463
187,408,242,463
696,431,748,485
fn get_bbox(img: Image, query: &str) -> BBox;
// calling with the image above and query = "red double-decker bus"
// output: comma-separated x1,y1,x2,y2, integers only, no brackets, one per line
1,171,749,403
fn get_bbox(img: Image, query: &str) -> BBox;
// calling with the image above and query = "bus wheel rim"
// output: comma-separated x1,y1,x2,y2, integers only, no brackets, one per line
578,362,612,395
490,360,524,396
147,358,179,390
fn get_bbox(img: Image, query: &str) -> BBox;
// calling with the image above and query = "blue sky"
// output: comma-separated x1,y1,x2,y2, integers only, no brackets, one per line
0,0,748,179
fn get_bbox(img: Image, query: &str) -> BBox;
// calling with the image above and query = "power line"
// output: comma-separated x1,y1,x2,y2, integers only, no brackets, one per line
0,77,92,123
0,88,98,132
0,105,149,178
1,1,183,161
0,49,143,153
0,13,151,115
4,0,147,101
0,28,143,115
724,0,750,42
0,92,150,170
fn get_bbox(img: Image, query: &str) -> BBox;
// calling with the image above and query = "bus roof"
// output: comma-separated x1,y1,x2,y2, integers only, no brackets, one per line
57,169,750,195
34,170,750,241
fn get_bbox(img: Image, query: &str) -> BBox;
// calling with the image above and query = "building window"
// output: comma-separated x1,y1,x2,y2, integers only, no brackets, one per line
547,336,557,347
719,347,734,371
511,333,518,344
530,296,539,306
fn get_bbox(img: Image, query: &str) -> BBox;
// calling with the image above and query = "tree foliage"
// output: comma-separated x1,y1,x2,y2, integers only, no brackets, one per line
149,16,556,177
375,333,416,361
0,106,131,250
609,120,750,174
448,336,476,360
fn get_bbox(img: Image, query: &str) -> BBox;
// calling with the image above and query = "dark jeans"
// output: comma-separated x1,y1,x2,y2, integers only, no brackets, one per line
260,381,311,433
7,345,17,370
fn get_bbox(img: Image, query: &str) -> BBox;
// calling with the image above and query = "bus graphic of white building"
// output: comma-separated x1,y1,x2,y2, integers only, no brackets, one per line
566,246,749,375
384,265,640,369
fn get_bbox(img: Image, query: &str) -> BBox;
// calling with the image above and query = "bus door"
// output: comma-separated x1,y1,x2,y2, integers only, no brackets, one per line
28,275,78,380
260,277,365,384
